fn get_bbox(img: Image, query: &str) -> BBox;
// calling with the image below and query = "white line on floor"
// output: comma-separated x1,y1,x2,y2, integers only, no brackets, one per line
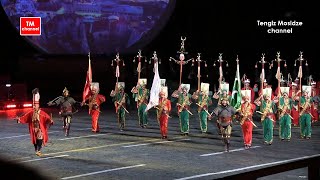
57,133,109,140
0,127,94,140
122,139,191,148
0,130,61,140
61,164,146,179
174,154,320,180
20,155,69,163
200,146,261,156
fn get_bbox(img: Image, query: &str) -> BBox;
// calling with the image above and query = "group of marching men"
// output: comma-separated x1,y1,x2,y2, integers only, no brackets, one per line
15,75,319,155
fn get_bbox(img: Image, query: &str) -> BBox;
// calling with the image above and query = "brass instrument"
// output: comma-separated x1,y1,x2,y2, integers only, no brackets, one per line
260,101,273,121
278,97,293,119
197,94,209,112
137,88,148,106
156,99,170,121
177,95,193,115
240,103,251,125
299,98,311,116
116,93,129,113
88,93,98,112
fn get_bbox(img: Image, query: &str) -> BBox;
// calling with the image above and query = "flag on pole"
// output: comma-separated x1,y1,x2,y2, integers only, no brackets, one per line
219,66,223,80
82,55,92,102
260,68,265,81
275,66,281,80
145,60,161,112
116,65,120,77
297,65,303,78
230,62,242,110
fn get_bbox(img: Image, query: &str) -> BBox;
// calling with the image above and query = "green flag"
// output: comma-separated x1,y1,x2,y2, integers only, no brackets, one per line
230,62,242,110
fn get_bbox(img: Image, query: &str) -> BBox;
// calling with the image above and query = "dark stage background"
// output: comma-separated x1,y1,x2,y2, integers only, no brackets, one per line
1,0,319,107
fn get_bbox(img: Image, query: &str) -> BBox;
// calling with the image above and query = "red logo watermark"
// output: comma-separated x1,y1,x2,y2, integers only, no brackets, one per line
20,17,41,36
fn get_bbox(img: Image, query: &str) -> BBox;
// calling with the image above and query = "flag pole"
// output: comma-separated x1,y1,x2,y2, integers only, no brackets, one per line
295,51,307,98
169,36,193,87
255,53,268,97
192,53,207,91
111,52,125,84
213,53,228,93
271,51,287,98
133,49,144,83
145,51,161,112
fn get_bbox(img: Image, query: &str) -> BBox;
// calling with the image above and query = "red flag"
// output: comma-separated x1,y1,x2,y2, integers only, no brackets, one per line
82,56,92,102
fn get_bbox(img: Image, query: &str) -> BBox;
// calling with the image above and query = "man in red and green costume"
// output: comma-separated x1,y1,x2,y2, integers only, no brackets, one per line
278,88,293,141
132,79,149,128
255,90,277,145
110,82,130,131
172,84,192,136
192,83,213,133
299,87,313,139
156,86,171,139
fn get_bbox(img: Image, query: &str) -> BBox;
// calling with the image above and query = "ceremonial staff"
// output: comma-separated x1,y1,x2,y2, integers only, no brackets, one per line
294,51,308,94
111,52,125,83
149,51,161,67
133,49,146,82
169,36,193,86
270,51,287,97
255,53,269,95
213,53,228,92
192,53,207,91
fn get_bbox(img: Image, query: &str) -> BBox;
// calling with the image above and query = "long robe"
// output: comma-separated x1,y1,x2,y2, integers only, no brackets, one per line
19,109,52,146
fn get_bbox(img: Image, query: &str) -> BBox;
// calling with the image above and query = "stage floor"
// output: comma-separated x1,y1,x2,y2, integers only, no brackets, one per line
0,107,319,179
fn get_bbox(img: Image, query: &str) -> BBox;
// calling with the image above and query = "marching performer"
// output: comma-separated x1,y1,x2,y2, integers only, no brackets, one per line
110,82,130,131
278,87,294,141
254,88,277,145
172,84,192,136
156,86,171,139
192,83,213,133
239,91,256,149
47,87,78,136
211,97,237,152
81,83,106,133
132,79,149,128
213,82,231,105
310,80,319,123
16,88,53,156
241,77,255,103
299,86,313,139
213,82,230,133
289,82,300,126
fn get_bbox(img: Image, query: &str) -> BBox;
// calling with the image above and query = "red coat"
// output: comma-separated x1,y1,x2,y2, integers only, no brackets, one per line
241,87,255,103
85,94,106,114
18,109,52,146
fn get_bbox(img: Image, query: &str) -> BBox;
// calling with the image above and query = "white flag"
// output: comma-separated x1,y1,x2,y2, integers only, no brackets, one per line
145,61,161,111
298,66,303,78
260,68,265,81
116,65,120,77
275,66,281,80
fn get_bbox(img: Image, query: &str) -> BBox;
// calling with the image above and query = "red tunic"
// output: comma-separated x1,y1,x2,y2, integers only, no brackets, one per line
18,109,52,146
158,98,171,137
240,102,256,146
311,88,319,122
87,94,106,132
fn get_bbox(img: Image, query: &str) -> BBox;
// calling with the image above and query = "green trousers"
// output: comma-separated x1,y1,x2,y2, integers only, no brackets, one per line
262,118,274,144
138,104,148,126
299,113,312,138
199,110,208,133
179,110,189,134
279,114,291,140
117,108,126,130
